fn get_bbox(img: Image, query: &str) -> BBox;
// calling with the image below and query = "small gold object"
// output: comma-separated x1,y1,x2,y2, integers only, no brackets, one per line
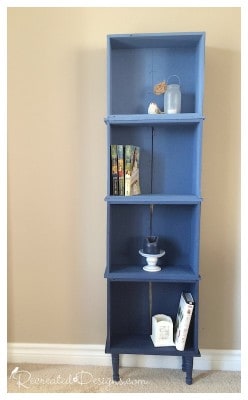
153,80,167,95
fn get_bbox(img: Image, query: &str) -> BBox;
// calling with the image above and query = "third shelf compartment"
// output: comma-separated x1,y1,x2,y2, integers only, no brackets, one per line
107,203,201,275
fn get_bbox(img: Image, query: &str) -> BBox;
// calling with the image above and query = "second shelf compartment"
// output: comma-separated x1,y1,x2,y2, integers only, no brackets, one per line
108,121,203,197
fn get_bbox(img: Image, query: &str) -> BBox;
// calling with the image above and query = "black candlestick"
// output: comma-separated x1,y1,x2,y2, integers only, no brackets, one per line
143,236,160,255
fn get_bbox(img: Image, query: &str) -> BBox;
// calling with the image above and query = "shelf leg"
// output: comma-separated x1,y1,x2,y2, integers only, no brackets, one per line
182,356,186,372
111,353,120,381
184,356,193,385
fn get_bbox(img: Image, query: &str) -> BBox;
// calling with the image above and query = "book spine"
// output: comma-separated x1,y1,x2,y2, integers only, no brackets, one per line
124,145,132,196
130,146,141,196
174,293,194,351
110,145,118,195
117,145,125,196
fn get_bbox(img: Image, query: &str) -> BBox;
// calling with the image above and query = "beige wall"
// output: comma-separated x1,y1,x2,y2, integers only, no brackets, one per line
8,7,241,349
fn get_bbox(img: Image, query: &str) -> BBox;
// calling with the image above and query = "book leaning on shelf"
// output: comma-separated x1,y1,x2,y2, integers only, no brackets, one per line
125,145,141,195
110,145,118,195
174,292,194,351
130,146,141,196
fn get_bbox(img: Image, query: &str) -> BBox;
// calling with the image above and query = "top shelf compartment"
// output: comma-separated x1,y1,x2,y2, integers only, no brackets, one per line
107,32,205,115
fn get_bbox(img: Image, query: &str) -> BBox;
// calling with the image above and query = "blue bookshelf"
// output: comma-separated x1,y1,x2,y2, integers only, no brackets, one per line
104,32,205,385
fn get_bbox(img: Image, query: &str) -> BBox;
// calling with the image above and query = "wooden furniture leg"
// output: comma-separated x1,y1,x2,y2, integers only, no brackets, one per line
112,353,120,381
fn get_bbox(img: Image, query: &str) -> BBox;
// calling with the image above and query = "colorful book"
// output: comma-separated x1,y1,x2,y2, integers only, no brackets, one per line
110,145,118,195
130,146,141,195
174,292,194,351
124,145,132,196
117,145,125,196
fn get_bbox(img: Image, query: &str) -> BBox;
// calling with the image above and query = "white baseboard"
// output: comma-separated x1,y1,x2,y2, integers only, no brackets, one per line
7,343,241,371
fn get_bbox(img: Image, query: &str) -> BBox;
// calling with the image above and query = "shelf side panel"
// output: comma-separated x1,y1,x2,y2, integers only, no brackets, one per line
195,34,205,114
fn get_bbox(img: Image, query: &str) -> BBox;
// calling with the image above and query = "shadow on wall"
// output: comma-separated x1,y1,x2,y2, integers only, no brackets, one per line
200,46,240,349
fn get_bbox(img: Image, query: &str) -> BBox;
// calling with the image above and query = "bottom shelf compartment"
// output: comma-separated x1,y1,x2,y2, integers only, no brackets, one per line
107,281,199,354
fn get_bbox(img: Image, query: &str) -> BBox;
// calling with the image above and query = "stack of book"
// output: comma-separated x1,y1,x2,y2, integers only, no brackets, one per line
110,144,141,196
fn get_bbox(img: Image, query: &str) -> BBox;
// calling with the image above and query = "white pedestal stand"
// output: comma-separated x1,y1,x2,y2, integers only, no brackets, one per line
139,249,165,272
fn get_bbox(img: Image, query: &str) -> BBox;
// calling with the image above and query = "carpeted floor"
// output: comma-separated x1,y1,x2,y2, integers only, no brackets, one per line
7,363,241,393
